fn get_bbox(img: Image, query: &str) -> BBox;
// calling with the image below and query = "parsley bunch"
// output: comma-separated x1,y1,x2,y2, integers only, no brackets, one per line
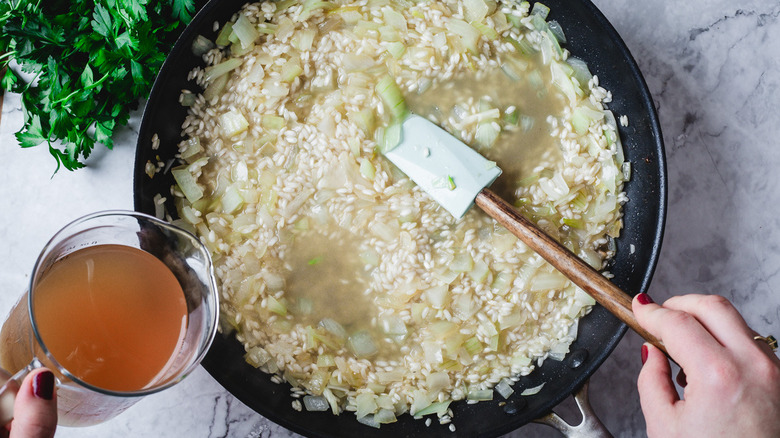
0,0,196,171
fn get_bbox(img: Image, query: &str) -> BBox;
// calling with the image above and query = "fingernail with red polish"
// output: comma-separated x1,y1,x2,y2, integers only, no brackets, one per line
33,371,54,400
641,344,649,365
636,293,654,305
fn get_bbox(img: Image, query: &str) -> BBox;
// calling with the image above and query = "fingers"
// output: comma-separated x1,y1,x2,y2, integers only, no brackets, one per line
662,294,755,351
636,294,778,364
637,343,680,426
9,369,56,438
633,293,725,372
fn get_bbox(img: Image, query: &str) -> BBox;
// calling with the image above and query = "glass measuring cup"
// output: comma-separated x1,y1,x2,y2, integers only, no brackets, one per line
0,210,219,426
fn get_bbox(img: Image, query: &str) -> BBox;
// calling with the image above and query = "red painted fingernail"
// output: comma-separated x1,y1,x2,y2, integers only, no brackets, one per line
33,371,54,400
636,293,654,305
641,344,649,364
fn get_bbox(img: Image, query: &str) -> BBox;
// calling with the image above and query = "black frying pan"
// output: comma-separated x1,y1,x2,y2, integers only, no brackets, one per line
134,0,666,436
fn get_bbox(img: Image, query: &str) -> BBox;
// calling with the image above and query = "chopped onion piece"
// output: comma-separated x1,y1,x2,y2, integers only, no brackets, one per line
359,159,376,181
376,76,408,121
467,389,493,401
257,22,278,34
469,260,490,283
547,20,566,43
445,19,481,54
622,162,632,181
359,249,380,266
548,341,570,361
385,41,406,59
531,2,550,18
219,109,249,137
426,372,450,392
571,105,603,135
551,61,577,103
215,22,233,46
246,62,265,83
450,252,474,272
280,187,314,219
381,6,407,30
356,414,380,429
203,73,228,102
274,0,298,13
511,353,532,367
348,109,375,136
343,53,375,72
380,314,408,337
347,331,378,358
369,221,397,241
356,392,379,418
520,382,546,396
425,285,449,309
413,400,450,417
323,388,341,415
500,62,522,81
464,336,483,355
319,318,347,339
232,14,260,48
221,185,244,214
376,368,404,384
379,122,402,153
171,167,204,203
192,35,215,56
491,271,514,295
261,114,285,131
475,120,500,149
463,0,489,23
530,272,568,291
374,408,397,424
204,58,243,83
244,346,272,367
266,295,287,316
495,378,515,399
293,28,316,50
575,286,597,306
567,57,592,86
280,59,303,82
299,0,337,21
180,137,202,159
303,395,330,411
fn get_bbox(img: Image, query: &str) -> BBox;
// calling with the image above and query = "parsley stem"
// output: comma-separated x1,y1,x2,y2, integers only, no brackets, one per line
0,51,15,63
50,72,111,106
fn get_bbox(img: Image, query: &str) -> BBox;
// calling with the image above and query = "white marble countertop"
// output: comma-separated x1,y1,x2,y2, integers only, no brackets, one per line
2,0,779,436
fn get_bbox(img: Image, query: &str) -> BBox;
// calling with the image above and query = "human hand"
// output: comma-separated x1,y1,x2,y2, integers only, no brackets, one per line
633,293,780,438
2,369,57,438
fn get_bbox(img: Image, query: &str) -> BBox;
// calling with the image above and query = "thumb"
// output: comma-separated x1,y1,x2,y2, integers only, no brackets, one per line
10,369,57,438
637,343,679,423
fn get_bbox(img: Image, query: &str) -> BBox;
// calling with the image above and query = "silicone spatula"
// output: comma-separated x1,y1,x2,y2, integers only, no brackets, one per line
384,114,666,354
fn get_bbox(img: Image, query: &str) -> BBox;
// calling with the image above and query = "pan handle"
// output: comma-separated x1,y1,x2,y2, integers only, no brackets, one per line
532,379,613,438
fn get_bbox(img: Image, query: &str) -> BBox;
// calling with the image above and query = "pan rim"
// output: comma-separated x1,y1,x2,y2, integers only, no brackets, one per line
133,0,667,435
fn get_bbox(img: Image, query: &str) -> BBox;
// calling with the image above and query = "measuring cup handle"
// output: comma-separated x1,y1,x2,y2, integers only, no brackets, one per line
0,363,37,425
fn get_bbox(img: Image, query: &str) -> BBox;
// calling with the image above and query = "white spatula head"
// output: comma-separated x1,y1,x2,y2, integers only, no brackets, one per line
383,114,502,219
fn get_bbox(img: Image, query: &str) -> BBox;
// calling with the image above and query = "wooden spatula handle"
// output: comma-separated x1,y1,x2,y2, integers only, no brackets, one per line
475,188,666,355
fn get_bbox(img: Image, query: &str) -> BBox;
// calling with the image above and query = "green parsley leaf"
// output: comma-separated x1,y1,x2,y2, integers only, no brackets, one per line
91,4,114,38
1,66,24,93
0,0,198,172
171,0,196,23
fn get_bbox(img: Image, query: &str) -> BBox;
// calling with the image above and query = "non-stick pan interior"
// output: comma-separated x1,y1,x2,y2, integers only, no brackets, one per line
134,0,666,436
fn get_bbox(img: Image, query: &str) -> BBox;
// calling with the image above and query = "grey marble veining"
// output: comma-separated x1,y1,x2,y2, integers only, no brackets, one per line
1,0,779,436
